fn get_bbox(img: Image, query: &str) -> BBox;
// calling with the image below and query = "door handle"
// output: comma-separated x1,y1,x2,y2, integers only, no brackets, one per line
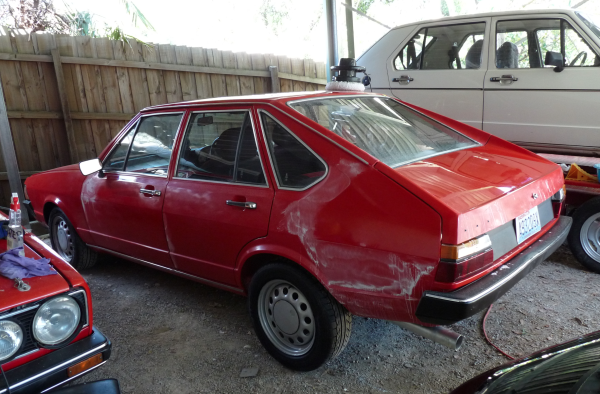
490,75,518,85
140,188,161,196
392,75,414,85
226,200,257,209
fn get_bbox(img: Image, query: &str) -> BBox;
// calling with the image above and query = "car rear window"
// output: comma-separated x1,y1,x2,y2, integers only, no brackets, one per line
289,96,478,168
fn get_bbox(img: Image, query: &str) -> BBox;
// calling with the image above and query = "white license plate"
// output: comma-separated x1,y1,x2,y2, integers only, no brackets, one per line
515,206,541,244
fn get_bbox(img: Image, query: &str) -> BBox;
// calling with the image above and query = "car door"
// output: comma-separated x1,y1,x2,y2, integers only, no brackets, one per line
386,18,490,129
483,13,600,154
81,111,185,267
162,108,274,287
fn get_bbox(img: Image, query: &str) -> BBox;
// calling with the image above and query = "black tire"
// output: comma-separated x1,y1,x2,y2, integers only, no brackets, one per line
248,263,352,371
48,207,98,270
568,197,600,274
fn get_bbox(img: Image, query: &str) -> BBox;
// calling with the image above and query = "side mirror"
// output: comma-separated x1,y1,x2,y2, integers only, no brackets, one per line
545,51,564,72
79,158,102,176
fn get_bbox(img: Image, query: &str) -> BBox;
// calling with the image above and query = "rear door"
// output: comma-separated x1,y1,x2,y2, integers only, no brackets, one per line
483,13,600,154
163,107,274,287
387,18,490,129
82,112,184,267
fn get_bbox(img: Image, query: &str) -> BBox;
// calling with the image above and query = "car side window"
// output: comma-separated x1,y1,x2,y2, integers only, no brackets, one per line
176,111,266,185
496,19,599,69
123,113,182,175
103,122,137,171
394,29,427,70
421,23,486,70
260,112,326,189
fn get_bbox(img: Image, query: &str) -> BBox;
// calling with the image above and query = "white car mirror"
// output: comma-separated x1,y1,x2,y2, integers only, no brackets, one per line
79,159,102,176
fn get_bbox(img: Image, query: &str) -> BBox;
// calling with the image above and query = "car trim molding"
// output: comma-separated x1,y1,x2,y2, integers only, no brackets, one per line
257,109,329,191
68,289,89,329
87,245,245,294
0,343,109,393
39,361,107,393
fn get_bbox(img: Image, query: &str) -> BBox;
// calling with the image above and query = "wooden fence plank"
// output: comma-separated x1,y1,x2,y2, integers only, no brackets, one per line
236,52,255,96
112,41,135,114
207,49,227,98
142,44,167,106
124,41,151,111
222,51,240,96
291,57,306,92
159,44,183,103
278,56,292,92
175,46,197,102
251,53,268,94
191,47,212,99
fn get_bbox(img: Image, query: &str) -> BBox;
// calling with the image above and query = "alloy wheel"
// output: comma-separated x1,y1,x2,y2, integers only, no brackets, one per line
580,212,600,263
51,216,74,262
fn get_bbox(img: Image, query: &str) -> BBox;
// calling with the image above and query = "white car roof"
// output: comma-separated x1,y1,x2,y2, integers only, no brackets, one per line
391,9,579,30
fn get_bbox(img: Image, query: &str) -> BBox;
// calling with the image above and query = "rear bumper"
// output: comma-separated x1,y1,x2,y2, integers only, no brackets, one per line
416,215,572,325
0,326,111,394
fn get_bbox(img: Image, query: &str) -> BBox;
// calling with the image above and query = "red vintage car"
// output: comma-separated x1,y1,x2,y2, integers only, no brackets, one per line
24,91,571,371
0,215,114,393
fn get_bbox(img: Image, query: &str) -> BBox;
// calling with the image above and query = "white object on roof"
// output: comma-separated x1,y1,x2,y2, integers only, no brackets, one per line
325,81,365,92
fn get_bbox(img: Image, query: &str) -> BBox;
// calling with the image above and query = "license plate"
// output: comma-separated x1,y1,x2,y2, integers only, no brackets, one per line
515,206,541,244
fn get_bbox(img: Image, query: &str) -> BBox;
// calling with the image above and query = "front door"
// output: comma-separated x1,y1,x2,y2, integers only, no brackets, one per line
82,112,185,267
483,14,600,154
163,108,274,286
387,18,490,129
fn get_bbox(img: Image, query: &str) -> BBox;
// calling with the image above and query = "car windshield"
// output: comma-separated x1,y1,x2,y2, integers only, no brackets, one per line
289,96,478,168
577,11,600,41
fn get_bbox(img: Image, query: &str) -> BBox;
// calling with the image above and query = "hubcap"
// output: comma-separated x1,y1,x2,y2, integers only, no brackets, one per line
51,217,74,263
258,280,315,356
580,212,600,264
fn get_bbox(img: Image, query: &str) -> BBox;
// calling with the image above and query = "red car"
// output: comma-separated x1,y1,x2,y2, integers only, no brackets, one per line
0,215,114,393
24,91,570,371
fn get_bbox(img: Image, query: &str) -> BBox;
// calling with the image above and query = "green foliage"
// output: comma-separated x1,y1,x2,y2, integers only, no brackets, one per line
356,0,395,14
259,0,292,35
440,0,449,17
118,0,154,32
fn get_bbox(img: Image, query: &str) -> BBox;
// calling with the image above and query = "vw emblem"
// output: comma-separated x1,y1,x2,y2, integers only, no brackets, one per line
532,193,538,200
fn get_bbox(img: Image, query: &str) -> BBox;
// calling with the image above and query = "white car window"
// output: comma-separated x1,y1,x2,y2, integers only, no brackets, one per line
394,22,485,70
496,19,599,69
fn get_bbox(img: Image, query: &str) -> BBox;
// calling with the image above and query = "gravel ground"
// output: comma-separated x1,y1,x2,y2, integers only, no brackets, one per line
73,243,599,394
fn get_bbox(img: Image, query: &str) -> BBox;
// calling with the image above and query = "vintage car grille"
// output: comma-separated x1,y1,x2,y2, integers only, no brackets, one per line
486,340,600,394
0,289,88,361
487,198,554,261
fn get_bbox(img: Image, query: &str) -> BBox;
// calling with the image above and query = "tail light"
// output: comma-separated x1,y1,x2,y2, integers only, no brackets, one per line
436,235,494,283
551,185,566,217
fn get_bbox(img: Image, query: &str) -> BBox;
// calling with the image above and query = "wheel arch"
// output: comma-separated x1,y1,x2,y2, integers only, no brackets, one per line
236,244,322,292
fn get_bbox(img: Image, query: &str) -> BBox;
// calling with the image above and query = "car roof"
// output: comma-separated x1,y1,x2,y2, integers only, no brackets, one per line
390,8,578,30
141,90,384,112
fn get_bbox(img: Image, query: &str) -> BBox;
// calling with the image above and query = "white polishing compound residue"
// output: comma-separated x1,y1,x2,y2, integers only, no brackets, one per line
325,81,365,92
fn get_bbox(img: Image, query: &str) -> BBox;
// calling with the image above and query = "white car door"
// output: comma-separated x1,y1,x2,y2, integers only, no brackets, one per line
385,18,491,129
483,13,600,155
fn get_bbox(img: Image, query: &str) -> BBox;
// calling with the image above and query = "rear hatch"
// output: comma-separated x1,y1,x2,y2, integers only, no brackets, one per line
378,135,564,245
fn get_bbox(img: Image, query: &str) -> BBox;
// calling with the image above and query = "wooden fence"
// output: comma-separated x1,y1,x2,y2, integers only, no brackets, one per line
0,29,328,205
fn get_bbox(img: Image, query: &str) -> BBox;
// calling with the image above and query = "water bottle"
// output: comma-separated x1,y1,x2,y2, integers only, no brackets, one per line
7,193,24,256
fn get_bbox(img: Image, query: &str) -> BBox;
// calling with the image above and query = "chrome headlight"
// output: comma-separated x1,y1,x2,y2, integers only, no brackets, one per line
0,320,23,361
33,296,81,345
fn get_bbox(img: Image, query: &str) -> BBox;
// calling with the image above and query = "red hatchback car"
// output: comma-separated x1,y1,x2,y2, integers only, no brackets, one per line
24,91,570,371
0,215,113,393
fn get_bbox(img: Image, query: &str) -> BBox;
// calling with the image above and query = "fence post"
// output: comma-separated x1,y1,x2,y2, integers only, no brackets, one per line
0,71,30,228
51,48,78,163
269,66,280,93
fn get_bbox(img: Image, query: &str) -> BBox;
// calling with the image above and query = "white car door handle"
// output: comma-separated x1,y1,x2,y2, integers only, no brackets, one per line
392,75,414,85
226,200,257,209
140,188,161,196
490,75,518,85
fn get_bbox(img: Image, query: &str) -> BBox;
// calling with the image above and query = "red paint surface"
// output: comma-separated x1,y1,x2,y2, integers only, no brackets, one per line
24,91,564,325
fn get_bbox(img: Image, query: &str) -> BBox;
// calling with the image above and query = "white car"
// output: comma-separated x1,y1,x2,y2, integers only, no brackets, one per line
359,9,600,156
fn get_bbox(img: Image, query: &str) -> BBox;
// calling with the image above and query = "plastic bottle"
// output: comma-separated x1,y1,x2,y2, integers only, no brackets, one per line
7,193,24,256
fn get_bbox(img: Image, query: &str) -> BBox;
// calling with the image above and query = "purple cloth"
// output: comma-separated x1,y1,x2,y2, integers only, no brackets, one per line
0,247,57,279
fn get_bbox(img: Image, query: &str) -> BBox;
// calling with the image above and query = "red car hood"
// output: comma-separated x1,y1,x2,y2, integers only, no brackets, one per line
0,243,70,313
377,136,564,244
